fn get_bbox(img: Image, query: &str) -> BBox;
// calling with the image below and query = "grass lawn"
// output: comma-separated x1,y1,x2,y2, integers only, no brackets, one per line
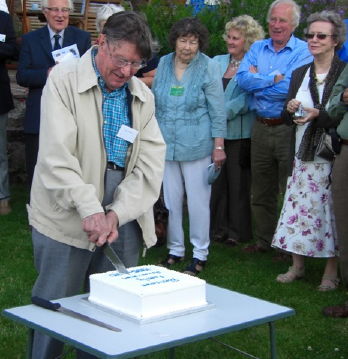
1,185,347,359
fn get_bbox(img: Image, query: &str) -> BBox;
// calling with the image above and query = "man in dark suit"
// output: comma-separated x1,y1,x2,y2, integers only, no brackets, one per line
16,0,91,188
0,10,17,215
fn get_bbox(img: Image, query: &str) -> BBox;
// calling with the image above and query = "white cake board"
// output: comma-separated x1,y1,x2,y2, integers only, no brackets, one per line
82,295,215,324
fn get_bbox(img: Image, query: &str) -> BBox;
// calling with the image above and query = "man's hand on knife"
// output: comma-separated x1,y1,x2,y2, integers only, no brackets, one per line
82,211,119,246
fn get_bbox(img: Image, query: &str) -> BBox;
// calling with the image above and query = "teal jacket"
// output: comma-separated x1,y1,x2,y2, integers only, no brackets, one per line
212,54,256,140
153,51,226,161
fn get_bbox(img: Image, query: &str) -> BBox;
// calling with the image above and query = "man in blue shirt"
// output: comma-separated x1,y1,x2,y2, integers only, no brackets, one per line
236,0,312,253
338,19,348,62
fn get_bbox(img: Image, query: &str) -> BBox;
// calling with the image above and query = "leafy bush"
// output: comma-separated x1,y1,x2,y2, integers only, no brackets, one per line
140,0,268,56
140,0,348,57
139,0,193,55
296,0,348,36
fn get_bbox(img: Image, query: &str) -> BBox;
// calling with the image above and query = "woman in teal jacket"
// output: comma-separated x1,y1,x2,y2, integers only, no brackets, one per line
210,15,264,245
153,18,226,275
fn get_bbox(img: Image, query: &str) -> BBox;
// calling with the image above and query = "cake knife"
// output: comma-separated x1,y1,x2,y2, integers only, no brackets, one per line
31,296,121,332
102,243,130,274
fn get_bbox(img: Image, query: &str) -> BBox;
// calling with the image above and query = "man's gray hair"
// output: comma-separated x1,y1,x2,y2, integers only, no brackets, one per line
96,4,125,32
103,11,155,61
267,0,301,29
41,0,73,10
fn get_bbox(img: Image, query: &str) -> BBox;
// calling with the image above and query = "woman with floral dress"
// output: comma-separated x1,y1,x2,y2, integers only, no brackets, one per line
272,10,347,291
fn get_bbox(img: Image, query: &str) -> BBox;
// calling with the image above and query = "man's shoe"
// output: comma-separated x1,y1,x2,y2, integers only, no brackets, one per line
0,199,11,215
323,302,348,318
243,244,268,253
211,232,227,242
225,238,240,247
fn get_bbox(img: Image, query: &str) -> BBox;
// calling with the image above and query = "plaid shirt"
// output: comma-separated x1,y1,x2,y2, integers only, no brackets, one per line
92,48,130,167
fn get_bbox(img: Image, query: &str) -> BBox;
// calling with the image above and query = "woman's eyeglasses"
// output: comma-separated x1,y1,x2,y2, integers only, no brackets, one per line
305,33,335,40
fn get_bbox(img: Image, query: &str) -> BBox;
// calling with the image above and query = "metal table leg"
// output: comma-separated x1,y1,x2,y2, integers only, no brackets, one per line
168,347,175,359
27,328,33,359
269,322,277,359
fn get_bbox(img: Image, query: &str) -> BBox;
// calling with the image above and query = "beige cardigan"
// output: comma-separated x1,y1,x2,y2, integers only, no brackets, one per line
28,47,166,251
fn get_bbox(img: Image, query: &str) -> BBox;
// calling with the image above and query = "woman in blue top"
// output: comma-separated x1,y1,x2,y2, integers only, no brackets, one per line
153,18,226,275
210,15,264,245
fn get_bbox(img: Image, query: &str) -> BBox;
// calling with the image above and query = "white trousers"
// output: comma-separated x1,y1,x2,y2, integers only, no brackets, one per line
163,156,211,261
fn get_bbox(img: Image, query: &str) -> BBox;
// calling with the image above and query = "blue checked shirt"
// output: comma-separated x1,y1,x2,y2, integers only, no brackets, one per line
92,48,130,167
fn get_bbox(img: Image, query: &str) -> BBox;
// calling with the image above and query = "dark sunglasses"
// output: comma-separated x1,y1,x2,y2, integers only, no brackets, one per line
305,33,335,40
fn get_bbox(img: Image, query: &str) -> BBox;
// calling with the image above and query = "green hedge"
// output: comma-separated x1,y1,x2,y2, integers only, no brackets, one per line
140,0,348,57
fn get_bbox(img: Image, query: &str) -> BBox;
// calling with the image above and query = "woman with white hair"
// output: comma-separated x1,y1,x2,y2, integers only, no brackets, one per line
95,3,125,34
0,0,8,13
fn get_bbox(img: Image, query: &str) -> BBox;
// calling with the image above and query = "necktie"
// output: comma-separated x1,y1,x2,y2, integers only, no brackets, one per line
53,34,61,51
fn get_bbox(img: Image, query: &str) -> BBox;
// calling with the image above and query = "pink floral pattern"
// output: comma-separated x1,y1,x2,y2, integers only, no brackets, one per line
272,157,337,258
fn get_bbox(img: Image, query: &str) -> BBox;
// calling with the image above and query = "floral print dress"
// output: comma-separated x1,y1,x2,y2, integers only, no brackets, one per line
272,70,337,258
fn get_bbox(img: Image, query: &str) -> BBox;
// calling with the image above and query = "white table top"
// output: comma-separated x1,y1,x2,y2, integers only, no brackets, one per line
3,284,295,359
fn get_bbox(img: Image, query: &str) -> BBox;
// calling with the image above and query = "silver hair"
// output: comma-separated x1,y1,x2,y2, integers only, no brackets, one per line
41,0,73,10
267,0,301,29
96,3,125,32
305,10,346,50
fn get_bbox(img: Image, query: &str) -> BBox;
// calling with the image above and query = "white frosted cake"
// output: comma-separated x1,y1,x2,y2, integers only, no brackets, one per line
89,265,207,320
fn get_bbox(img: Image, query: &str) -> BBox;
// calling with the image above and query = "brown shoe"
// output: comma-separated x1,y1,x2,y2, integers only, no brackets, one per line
243,244,268,253
224,238,240,247
0,198,11,215
212,232,227,242
323,302,348,318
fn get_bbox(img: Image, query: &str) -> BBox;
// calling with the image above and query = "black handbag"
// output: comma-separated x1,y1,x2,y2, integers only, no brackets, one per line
315,128,341,161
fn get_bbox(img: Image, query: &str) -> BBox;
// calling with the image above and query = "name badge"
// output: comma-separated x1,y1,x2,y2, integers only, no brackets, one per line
0,34,6,42
170,85,184,96
117,125,138,143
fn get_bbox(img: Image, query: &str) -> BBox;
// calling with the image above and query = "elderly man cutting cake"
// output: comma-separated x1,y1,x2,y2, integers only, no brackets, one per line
28,11,165,359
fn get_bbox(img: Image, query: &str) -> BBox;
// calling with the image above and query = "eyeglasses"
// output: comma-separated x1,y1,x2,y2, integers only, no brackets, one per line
106,43,146,70
45,7,71,14
305,33,335,40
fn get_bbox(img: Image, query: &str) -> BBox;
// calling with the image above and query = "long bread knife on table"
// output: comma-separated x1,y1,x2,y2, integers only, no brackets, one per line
32,296,121,332
102,242,129,274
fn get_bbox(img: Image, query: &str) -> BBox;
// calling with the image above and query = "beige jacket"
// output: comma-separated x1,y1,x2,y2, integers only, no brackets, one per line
28,47,166,251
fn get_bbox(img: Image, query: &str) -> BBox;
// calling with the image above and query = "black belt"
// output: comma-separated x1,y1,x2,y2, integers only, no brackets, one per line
107,162,125,171
256,117,284,126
